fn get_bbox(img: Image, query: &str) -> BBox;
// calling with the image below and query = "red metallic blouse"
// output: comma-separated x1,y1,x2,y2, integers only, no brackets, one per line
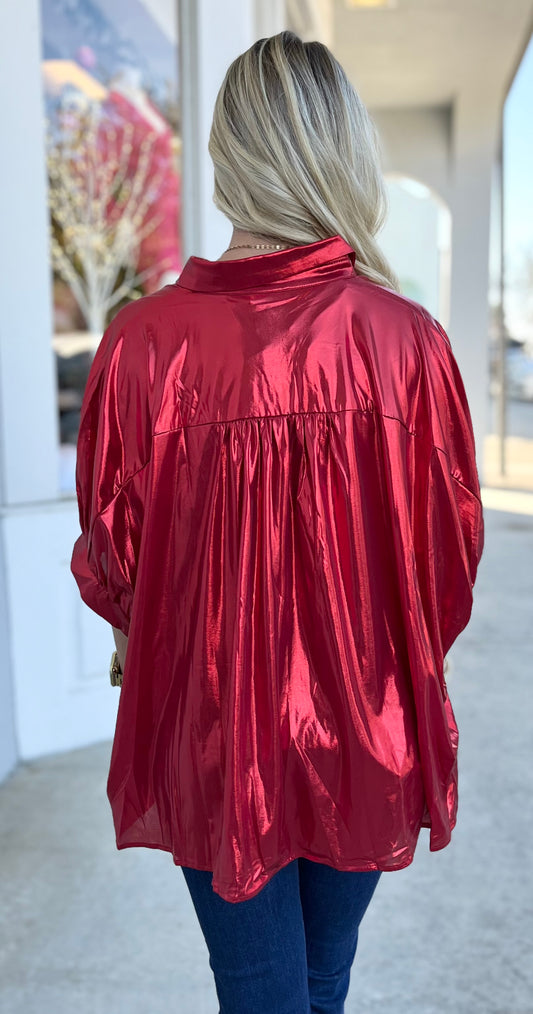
71,235,484,903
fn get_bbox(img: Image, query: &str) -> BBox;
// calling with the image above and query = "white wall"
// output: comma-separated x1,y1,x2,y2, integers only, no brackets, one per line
3,503,119,760
0,522,17,780
373,106,453,207
447,86,501,470
0,0,59,778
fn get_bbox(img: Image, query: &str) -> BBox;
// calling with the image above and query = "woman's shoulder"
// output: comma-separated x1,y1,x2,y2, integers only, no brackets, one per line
109,282,187,330
97,284,194,370
349,272,440,332
346,274,455,380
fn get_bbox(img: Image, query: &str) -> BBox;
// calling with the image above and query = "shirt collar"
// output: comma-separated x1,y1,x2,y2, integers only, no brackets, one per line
175,235,356,292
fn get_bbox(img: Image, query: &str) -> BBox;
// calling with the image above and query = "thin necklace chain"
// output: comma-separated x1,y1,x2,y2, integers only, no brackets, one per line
226,242,287,251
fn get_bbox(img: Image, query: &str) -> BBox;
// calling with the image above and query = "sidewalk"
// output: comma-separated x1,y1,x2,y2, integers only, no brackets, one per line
0,493,532,1014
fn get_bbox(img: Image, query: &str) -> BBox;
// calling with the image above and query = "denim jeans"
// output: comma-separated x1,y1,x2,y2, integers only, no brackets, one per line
181,857,381,1013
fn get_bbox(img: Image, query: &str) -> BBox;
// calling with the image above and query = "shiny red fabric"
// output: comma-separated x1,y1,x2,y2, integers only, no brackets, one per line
71,235,484,903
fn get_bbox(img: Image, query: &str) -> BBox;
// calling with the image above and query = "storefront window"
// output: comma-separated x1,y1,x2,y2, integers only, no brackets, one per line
487,32,533,490
41,0,181,492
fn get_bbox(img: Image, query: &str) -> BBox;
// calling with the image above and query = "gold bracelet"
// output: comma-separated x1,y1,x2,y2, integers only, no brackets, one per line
109,650,123,687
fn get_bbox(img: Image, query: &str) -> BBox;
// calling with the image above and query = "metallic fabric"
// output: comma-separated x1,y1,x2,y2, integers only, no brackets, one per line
71,235,485,903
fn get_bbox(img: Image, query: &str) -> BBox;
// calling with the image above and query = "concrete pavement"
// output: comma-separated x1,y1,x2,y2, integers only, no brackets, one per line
1,494,532,1014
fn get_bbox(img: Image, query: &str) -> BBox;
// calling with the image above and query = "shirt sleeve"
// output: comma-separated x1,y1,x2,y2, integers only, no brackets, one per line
412,310,485,660
70,303,152,636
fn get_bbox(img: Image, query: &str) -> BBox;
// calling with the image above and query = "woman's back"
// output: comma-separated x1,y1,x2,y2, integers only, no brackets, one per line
71,234,483,903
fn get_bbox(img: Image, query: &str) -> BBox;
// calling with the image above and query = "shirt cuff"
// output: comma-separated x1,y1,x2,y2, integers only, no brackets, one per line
70,532,131,636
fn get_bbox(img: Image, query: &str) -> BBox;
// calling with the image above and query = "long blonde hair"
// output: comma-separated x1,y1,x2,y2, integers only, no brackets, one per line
208,31,401,293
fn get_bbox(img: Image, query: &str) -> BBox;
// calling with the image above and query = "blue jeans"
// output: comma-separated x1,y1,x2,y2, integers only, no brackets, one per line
181,857,381,1013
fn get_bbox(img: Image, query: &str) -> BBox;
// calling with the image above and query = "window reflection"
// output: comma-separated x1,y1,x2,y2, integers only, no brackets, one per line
40,0,181,491
486,32,533,490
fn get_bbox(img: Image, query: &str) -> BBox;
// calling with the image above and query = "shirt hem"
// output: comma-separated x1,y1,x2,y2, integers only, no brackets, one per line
112,836,450,904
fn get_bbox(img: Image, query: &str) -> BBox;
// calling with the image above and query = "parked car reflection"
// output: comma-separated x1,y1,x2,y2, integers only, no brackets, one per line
54,333,94,446
489,337,533,401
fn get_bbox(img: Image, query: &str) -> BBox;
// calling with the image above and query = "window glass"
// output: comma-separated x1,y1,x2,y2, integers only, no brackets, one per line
487,33,533,490
41,0,181,493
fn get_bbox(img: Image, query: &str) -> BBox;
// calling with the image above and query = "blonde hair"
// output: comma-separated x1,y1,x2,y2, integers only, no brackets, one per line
208,31,401,293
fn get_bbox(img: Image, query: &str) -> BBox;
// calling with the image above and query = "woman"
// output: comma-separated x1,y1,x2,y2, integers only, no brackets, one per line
71,31,484,1014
